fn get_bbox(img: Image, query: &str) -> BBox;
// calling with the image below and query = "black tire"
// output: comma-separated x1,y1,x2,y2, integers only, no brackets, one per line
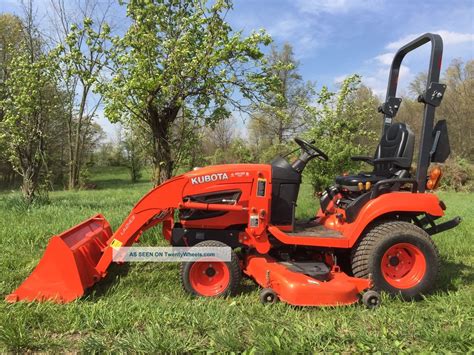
362,290,381,309
260,288,278,304
351,221,440,300
180,240,241,297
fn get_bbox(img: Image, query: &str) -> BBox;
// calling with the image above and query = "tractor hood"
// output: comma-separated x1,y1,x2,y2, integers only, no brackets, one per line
181,163,272,186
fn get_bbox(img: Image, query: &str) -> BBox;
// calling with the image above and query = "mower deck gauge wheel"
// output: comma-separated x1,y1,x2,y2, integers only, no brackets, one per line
362,290,381,309
259,288,278,304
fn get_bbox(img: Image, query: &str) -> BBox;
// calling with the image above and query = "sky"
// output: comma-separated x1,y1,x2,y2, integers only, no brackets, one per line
228,0,473,96
1,0,473,138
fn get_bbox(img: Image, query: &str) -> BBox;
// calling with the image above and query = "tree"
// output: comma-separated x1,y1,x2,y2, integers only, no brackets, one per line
199,116,255,164
0,14,24,186
227,137,254,163
249,43,315,160
439,59,473,159
51,0,112,189
0,14,24,117
0,3,59,203
396,59,474,162
345,83,380,151
305,75,378,191
206,116,235,152
201,115,236,160
98,0,273,185
122,124,146,183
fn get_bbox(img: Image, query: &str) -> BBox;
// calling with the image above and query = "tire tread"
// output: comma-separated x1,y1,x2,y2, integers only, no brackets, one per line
351,221,440,298
180,240,241,296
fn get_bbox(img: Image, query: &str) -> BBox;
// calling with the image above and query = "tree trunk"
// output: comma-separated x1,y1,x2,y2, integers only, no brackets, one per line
130,151,139,183
18,110,46,204
68,85,89,190
21,169,37,204
151,129,174,186
148,103,180,186
20,156,41,205
67,117,74,189
277,119,284,144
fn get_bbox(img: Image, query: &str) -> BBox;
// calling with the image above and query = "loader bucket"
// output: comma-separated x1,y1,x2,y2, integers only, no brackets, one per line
6,214,112,303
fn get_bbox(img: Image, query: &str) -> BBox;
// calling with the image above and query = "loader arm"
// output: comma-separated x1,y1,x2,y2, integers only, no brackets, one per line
7,176,187,303
95,176,189,275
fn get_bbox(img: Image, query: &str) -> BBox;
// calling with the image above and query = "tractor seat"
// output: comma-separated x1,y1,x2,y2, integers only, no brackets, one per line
336,123,415,191
335,173,386,186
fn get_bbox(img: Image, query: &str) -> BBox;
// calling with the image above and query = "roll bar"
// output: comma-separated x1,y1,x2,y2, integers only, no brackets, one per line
379,33,445,193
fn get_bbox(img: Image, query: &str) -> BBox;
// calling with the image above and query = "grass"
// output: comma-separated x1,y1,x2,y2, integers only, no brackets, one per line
0,166,473,352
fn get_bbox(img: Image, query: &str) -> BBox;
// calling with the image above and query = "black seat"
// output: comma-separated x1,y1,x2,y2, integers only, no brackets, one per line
336,123,415,190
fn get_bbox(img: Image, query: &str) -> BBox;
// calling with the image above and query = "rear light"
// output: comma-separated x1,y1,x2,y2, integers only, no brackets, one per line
426,167,442,190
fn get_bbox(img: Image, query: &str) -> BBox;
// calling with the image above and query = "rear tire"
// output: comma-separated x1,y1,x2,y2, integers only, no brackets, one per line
180,240,241,297
351,221,439,300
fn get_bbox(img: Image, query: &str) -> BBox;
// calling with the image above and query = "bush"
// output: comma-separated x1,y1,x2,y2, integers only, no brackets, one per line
304,75,378,192
439,158,473,192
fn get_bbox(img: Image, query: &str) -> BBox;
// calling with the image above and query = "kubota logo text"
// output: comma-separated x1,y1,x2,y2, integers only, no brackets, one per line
191,173,229,185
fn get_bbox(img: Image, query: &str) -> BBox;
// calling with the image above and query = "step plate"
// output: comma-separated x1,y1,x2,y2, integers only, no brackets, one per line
287,221,342,238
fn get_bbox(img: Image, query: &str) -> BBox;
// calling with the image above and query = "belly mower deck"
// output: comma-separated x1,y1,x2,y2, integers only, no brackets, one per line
244,254,372,307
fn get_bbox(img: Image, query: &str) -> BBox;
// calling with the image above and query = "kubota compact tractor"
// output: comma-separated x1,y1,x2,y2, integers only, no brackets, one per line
7,33,461,308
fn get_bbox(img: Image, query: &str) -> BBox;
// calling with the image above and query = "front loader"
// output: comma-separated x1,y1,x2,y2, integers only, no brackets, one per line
7,33,460,307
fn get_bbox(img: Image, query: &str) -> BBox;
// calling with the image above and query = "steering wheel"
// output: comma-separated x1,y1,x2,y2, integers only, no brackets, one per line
294,137,329,161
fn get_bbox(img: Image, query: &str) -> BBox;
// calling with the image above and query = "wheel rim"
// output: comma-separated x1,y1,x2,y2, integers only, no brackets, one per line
367,296,379,306
381,243,427,289
189,261,230,296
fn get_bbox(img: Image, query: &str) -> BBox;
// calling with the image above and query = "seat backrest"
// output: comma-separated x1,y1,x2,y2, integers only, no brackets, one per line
373,123,415,175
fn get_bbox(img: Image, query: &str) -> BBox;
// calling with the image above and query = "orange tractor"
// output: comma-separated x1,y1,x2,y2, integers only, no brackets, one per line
7,33,460,308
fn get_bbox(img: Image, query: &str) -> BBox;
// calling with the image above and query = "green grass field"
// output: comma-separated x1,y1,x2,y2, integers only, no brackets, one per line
0,167,472,352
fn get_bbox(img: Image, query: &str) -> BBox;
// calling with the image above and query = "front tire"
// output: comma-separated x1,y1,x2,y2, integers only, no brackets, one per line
180,240,241,297
351,221,439,300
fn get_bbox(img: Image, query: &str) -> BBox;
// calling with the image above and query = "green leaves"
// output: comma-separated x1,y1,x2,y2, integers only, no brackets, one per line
305,75,379,191
249,43,315,157
0,14,62,202
1,50,57,136
58,16,111,89
100,0,272,123
96,0,272,182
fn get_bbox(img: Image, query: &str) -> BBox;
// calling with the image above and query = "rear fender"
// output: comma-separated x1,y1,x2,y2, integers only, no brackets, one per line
342,192,444,247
